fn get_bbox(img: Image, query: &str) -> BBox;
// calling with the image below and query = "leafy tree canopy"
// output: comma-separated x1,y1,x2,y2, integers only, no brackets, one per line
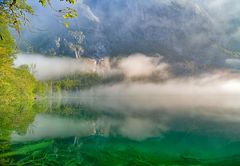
0,0,76,35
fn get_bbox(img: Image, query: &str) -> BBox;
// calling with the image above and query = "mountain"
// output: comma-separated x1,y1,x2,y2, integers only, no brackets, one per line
16,0,231,74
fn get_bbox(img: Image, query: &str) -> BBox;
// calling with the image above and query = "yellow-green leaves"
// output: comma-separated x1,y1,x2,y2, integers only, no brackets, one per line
1,0,78,35
62,8,77,19
0,0,33,34
64,22,69,28
61,8,77,28
39,0,47,7
66,0,75,4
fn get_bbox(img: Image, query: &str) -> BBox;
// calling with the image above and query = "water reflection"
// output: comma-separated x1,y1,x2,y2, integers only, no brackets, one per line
11,96,240,142
2,97,240,165
11,114,96,142
11,113,168,141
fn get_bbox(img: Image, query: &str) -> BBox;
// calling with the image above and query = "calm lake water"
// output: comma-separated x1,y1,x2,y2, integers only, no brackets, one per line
2,95,240,165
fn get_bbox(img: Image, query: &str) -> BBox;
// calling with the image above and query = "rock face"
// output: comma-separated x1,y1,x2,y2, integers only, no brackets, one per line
82,0,222,62
17,0,228,74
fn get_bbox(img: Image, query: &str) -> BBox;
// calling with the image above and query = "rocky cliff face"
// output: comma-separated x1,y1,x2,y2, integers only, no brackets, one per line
82,1,214,54
16,0,229,74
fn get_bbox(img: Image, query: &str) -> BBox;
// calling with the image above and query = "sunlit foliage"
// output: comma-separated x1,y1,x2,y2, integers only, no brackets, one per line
0,0,76,160
0,0,77,109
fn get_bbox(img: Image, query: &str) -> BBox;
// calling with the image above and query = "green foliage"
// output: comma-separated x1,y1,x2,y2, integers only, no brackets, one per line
14,65,36,105
0,23,23,108
64,22,69,28
0,0,77,34
0,0,33,33
61,7,77,28
46,72,124,93
0,102,37,156
49,73,102,91
0,15,44,151
0,0,75,110
66,0,75,4
0,59,36,109
34,81,49,96
0,22,15,55
39,0,47,7
62,8,77,19
0,1,77,164
0,141,53,158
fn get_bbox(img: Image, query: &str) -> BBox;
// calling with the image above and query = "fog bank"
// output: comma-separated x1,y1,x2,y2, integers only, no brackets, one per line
14,53,170,80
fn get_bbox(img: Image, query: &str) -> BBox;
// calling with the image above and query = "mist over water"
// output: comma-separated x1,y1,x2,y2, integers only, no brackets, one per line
11,52,240,165
14,53,99,80
14,53,240,138
12,79,240,142
15,53,240,111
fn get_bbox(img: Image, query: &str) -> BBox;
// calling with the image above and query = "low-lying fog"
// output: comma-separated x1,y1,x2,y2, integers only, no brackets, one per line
11,53,240,142
12,53,240,142
15,53,240,105
15,53,240,110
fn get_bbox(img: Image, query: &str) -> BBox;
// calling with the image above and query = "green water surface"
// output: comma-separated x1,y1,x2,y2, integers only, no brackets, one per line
1,98,240,166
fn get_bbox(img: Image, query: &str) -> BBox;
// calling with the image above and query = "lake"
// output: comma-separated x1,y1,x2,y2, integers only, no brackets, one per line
1,94,240,165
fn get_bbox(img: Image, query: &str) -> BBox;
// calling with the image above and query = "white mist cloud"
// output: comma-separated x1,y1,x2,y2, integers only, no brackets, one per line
18,71,240,142
14,53,97,80
12,53,240,142
116,53,169,79
14,53,170,80
14,53,240,125
55,71,240,127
